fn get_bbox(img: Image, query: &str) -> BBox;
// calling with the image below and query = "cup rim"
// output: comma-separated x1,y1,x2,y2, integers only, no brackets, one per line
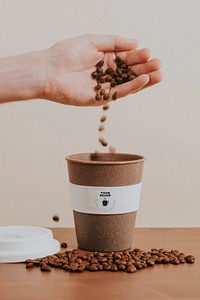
66,152,145,165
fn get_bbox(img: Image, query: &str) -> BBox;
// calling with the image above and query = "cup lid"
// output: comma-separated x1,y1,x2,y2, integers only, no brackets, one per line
0,226,60,263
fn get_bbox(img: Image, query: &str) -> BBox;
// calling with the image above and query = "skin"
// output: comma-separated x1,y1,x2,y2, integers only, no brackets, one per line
0,34,162,106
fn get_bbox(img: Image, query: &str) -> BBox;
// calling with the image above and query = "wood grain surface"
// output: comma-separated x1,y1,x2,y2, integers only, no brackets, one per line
0,228,199,300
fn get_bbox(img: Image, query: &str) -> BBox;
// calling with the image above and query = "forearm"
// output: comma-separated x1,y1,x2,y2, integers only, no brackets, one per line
0,51,46,103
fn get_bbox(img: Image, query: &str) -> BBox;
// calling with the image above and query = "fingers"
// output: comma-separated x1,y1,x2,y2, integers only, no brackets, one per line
87,34,138,52
117,48,151,65
144,70,163,88
131,58,162,76
110,74,150,99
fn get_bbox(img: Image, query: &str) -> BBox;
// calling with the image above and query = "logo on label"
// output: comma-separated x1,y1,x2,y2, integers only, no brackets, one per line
96,191,115,211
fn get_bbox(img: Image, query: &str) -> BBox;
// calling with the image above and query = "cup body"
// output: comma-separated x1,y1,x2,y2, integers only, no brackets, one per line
66,153,144,252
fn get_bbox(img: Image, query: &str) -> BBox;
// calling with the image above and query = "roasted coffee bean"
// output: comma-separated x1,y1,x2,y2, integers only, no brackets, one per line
98,125,105,132
110,264,118,272
99,77,106,84
95,93,101,101
100,88,105,96
96,60,104,67
26,262,34,269
41,265,51,272
61,242,68,248
106,75,112,82
88,264,98,271
99,137,108,147
105,68,114,75
91,71,97,79
103,93,109,101
100,115,107,122
94,84,102,90
109,146,116,153
127,266,137,273
52,215,59,222
115,56,121,63
102,104,110,110
96,67,103,74
112,91,118,101
185,255,195,263
110,81,116,87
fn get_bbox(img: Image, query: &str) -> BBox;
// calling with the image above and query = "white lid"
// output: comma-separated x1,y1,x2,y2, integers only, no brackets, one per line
0,226,60,263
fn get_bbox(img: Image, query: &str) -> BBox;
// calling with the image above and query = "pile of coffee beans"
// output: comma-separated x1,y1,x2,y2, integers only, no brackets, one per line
91,56,136,102
25,247,195,274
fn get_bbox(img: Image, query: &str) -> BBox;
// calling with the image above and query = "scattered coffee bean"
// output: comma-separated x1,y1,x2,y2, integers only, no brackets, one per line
61,242,68,248
108,146,116,153
41,265,51,272
52,215,59,222
185,255,195,263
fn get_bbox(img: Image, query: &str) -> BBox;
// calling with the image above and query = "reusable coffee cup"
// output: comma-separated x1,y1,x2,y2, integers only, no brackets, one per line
66,153,144,252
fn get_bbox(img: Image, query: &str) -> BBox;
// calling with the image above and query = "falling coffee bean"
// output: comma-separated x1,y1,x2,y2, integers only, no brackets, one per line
52,215,59,222
61,242,68,248
98,125,105,132
112,91,118,101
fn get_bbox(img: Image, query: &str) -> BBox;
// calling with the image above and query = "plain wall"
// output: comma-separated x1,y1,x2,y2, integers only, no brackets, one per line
0,0,199,228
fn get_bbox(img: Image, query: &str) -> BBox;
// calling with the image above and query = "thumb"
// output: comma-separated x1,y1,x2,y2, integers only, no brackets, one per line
88,34,138,52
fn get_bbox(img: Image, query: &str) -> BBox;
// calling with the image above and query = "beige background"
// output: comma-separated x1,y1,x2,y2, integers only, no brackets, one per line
0,0,199,228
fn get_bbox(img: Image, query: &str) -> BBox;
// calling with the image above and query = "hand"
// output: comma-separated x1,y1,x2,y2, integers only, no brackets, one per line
43,34,162,106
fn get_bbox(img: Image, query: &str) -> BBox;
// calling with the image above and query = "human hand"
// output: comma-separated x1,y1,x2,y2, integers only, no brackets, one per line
42,34,162,106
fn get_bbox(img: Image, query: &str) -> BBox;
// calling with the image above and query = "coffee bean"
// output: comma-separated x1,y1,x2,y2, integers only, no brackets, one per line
103,93,109,101
105,68,114,75
26,262,34,269
98,137,108,147
110,264,118,272
185,255,195,263
99,77,106,84
94,84,102,90
41,265,51,272
110,81,116,87
100,115,107,122
115,56,121,63
127,266,137,273
98,125,105,132
88,264,98,271
96,60,104,67
102,104,110,110
112,91,118,100
61,242,68,248
96,67,103,74
52,215,59,222
91,71,97,79
109,146,116,153
100,88,105,96
106,75,112,82
95,93,101,101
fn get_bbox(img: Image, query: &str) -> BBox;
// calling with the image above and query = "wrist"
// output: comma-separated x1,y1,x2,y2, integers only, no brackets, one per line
0,50,46,103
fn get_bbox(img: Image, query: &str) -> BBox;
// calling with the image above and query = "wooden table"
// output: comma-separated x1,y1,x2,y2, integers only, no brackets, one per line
0,228,199,300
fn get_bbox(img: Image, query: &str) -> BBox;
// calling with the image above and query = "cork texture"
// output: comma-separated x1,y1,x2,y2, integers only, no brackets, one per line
66,153,144,187
73,211,137,252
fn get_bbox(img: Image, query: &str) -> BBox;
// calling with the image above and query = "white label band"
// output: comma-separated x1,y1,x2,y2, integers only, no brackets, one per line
69,183,142,215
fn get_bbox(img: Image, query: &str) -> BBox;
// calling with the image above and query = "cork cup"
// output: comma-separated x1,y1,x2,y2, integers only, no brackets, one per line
66,153,144,252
